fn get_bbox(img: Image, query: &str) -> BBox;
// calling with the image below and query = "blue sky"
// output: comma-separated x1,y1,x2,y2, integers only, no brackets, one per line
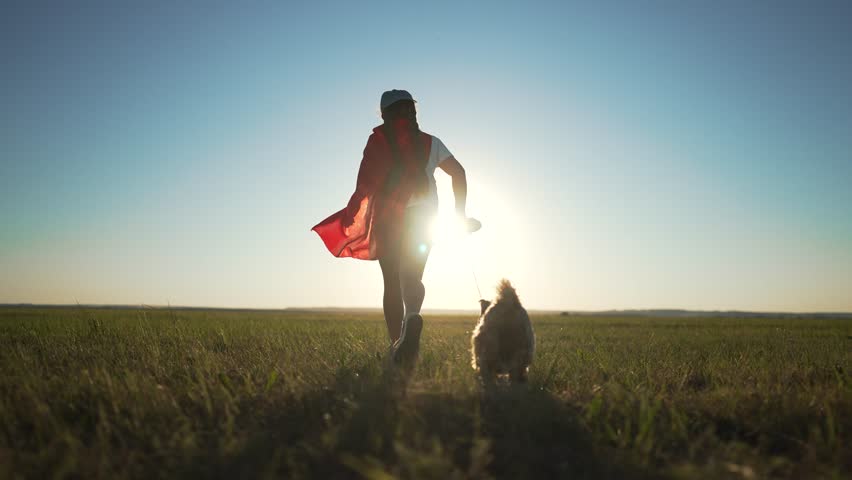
1,1,850,311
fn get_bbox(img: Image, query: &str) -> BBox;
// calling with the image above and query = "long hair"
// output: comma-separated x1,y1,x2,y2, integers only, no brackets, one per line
380,100,428,197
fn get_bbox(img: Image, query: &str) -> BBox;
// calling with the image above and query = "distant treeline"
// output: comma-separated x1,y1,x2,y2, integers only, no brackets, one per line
557,309,852,319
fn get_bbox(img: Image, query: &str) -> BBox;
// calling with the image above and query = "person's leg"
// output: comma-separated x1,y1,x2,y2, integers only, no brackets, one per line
393,246,427,366
399,208,433,318
379,253,403,344
390,207,434,365
400,246,429,318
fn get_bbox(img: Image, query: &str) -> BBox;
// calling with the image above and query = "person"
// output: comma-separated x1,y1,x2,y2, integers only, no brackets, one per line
312,89,478,365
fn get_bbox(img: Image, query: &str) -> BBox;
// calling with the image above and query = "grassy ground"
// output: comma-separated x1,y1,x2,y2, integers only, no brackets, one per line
0,307,849,479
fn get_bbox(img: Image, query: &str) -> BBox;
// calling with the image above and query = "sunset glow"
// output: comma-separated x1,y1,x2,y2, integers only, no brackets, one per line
1,3,850,312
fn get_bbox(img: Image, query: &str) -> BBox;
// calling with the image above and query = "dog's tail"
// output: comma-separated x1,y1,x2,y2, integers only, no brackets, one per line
495,279,520,306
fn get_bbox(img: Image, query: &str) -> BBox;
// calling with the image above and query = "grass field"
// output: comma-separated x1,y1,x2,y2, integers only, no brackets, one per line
0,307,849,479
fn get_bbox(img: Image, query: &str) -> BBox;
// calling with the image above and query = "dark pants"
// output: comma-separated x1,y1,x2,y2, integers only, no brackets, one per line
378,205,435,343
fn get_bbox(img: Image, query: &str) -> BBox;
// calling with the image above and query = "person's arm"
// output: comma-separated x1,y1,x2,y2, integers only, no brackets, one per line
438,156,467,216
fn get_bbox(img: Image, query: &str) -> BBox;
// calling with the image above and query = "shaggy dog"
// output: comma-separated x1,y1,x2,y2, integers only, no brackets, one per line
471,279,535,384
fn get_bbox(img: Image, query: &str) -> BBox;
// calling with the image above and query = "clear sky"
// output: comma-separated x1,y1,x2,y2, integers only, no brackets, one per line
2,1,851,312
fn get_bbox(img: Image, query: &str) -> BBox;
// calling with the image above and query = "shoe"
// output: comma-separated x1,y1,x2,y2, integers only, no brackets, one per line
392,313,423,366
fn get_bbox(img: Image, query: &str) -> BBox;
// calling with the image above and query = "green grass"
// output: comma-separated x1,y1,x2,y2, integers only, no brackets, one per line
0,307,849,479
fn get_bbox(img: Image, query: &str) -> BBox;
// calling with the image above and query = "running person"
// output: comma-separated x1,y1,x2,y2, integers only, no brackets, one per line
312,89,478,365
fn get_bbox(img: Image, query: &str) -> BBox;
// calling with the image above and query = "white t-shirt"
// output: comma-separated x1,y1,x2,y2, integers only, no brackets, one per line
407,135,454,208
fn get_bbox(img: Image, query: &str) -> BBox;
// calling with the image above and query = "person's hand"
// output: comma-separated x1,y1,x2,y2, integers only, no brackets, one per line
462,216,482,233
341,202,359,228
342,193,363,228
341,207,356,228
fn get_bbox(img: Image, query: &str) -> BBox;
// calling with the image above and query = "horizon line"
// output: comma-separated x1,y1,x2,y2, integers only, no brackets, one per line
1,303,851,317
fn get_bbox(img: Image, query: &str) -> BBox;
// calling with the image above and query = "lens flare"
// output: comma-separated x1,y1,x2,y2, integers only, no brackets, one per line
429,214,468,244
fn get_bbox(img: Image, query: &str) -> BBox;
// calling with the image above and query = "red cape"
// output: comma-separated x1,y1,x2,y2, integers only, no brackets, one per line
312,124,432,260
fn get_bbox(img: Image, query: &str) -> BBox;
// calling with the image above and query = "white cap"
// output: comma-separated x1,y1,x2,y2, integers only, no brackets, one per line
380,89,415,112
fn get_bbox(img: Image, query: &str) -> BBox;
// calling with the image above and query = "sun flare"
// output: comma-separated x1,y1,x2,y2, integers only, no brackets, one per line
422,172,534,308
429,214,469,244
